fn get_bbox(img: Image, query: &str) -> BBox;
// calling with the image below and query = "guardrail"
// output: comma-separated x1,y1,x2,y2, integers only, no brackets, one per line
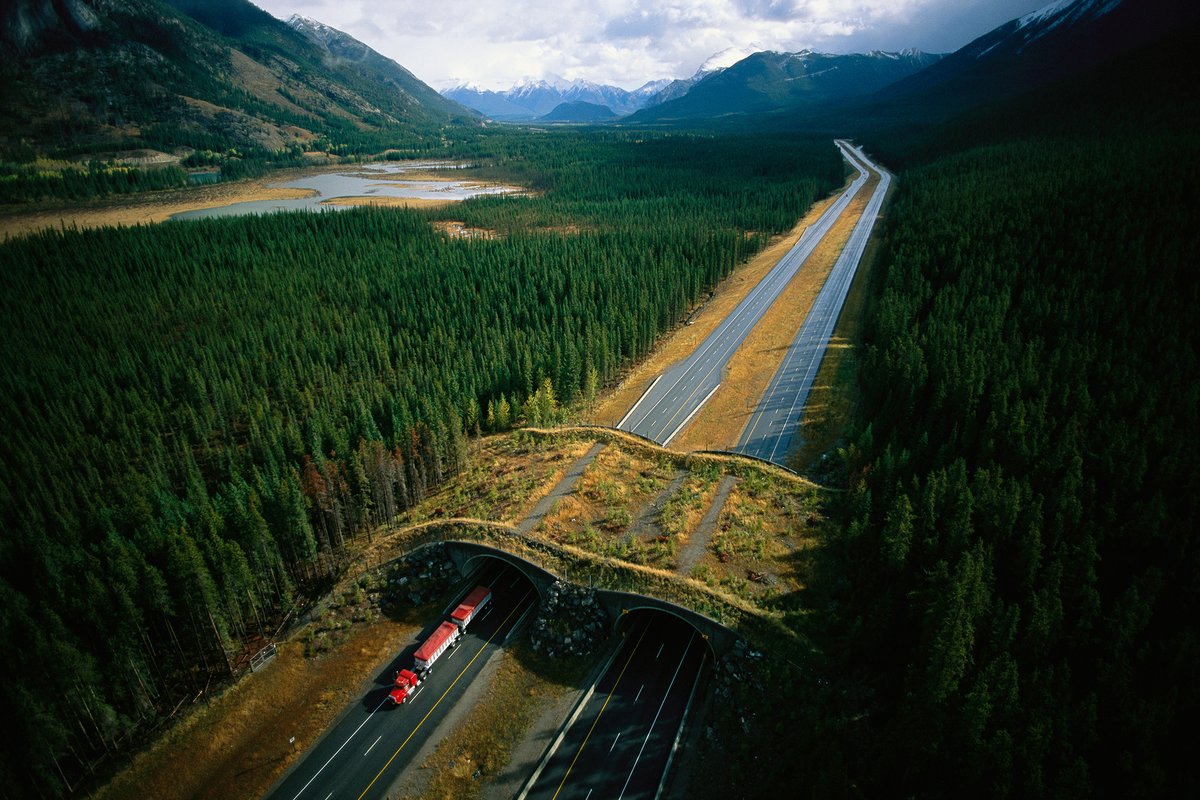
249,642,279,672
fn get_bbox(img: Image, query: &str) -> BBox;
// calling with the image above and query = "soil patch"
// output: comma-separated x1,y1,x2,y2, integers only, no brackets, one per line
433,219,500,239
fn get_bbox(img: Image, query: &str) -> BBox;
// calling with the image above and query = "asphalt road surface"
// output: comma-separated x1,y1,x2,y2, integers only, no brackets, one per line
520,613,708,800
617,140,869,445
263,562,537,800
735,142,891,465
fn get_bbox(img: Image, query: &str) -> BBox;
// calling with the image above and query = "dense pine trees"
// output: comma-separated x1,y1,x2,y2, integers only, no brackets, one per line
824,131,1200,796
0,131,841,794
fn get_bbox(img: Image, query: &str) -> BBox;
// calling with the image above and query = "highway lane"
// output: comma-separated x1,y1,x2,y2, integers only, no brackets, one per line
617,140,870,446
521,614,708,800
263,562,537,800
735,142,891,465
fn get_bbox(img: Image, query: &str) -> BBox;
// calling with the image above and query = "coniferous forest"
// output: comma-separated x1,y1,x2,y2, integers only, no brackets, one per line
0,131,842,793
814,127,1200,795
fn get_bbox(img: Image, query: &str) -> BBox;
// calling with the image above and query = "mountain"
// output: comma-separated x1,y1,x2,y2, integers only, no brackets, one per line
0,0,474,162
629,49,942,123
637,47,755,109
538,101,618,123
443,76,669,121
868,0,1200,122
285,14,472,121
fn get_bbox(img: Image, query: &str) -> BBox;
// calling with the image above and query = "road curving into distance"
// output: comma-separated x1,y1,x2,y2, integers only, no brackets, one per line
263,562,537,800
617,140,870,446
735,142,891,465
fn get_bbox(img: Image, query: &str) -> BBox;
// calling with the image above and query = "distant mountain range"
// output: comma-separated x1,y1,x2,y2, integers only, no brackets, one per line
445,0,1199,130
443,48,940,123
0,0,475,159
443,77,668,121
4,0,1191,157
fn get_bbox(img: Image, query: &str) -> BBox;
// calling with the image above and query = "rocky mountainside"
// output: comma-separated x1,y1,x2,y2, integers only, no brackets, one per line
629,49,942,123
0,0,475,161
868,0,1200,121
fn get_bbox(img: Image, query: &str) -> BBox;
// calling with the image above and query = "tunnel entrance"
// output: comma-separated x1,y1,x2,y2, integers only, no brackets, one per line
612,607,719,663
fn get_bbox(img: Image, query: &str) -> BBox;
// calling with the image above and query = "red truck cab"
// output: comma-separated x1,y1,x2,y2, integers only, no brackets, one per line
388,668,421,705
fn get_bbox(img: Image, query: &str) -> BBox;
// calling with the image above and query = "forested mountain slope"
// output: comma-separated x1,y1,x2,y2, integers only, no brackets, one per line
0,132,842,796
628,49,941,124
870,0,1200,123
0,0,474,164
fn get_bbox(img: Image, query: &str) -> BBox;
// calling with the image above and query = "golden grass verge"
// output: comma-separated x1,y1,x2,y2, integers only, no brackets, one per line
669,172,879,452
414,646,591,800
786,174,895,472
585,184,851,428
93,618,424,800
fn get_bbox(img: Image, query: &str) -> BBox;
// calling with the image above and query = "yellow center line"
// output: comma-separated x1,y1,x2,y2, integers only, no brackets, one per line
550,621,652,800
356,587,535,800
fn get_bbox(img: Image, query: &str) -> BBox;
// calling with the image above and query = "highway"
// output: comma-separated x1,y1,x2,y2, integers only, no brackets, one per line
263,562,537,800
617,140,870,445
520,613,708,800
736,142,891,465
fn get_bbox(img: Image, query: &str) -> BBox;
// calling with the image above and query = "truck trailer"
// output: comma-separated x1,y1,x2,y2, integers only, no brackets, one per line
413,621,460,673
449,585,492,632
388,668,422,705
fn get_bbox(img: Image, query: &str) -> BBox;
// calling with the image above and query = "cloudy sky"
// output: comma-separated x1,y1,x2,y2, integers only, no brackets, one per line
254,0,1054,90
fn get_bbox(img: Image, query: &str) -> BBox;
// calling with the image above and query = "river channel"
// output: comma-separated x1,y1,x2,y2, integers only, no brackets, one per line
171,161,514,221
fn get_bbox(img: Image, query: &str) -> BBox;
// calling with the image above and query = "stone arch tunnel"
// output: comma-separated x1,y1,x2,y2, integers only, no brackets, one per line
431,540,739,657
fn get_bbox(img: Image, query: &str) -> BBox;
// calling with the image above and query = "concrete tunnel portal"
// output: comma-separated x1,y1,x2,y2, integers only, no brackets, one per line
437,540,736,659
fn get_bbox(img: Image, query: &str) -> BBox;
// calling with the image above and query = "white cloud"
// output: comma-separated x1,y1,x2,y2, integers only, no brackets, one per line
252,0,1049,90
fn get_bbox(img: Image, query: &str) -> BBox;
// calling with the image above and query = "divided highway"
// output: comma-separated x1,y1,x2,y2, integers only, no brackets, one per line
617,140,870,445
264,562,536,800
736,142,891,464
520,614,708,800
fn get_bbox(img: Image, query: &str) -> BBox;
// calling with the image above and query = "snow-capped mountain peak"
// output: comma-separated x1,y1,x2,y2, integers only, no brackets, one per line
444,75,674,120
632,79,672,98
1018,0,1121,30
696,46,758,76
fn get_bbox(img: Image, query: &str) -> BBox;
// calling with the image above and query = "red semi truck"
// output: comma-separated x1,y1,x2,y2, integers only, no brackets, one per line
413,621,460,673
388,668,421,705
450,585,492,632
402,585,495,686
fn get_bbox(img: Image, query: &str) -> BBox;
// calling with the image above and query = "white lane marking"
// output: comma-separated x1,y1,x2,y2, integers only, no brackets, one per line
656,644,664,660
508,576,522,589
739,145,887,462
324,794,332,800
610,731,622,752
662,383,720,446
365,735,382,756
617,633,698,800
634,684,644,703
291,696,390,800
411,685,424,702
617,374,662,429
447,643,462,660
586,790,593,800
633,158,864,440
